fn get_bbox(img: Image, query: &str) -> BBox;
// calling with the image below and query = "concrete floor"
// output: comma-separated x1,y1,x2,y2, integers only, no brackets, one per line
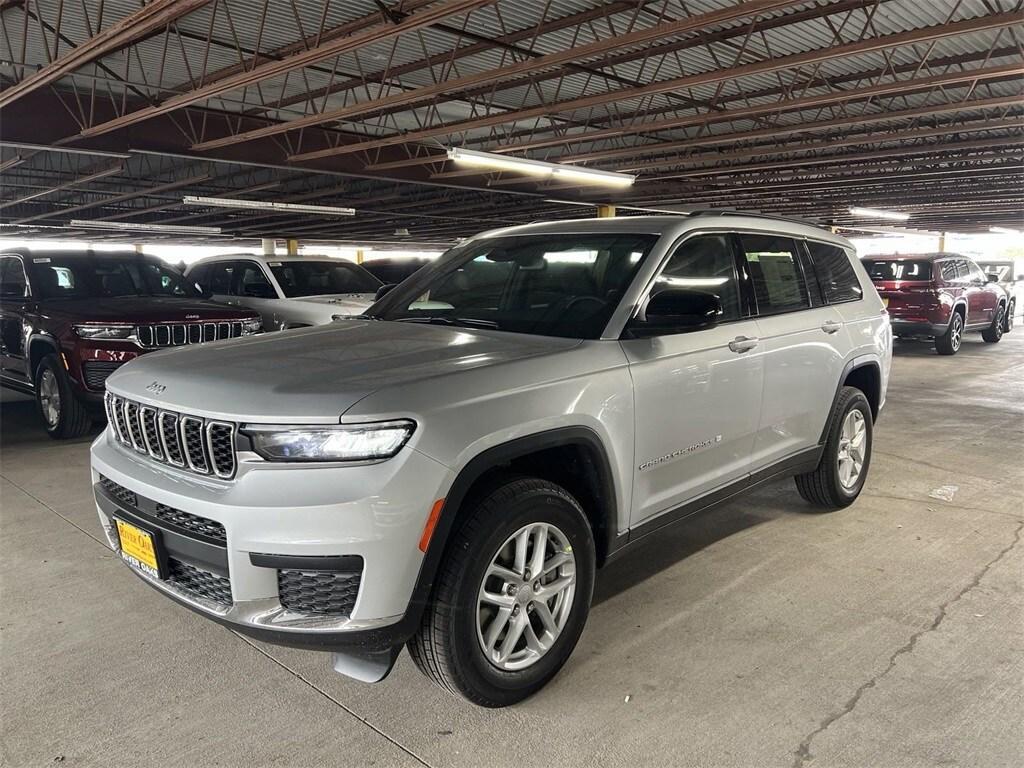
2,332,1022,768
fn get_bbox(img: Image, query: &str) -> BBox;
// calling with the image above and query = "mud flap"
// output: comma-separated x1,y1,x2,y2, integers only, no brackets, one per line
331,645,402,683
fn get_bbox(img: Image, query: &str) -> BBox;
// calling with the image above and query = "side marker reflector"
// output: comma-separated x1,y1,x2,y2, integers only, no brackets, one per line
418,499,445,553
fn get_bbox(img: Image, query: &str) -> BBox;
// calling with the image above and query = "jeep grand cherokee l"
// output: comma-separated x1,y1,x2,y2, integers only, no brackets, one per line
0,250,261,438
863,253,1009,354
91,214,891,706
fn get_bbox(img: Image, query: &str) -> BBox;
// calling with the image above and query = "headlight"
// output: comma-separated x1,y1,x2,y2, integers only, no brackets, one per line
241,318,263,335
244,420,415,462
74,324,136,340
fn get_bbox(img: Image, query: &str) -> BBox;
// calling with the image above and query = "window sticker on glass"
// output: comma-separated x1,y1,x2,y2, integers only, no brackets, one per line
268,261,282,267
33,257,51,263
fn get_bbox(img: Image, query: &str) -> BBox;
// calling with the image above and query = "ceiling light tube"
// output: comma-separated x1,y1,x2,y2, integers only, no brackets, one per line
447,147,635,187
70,219,223,235
989,226,1022,235
183,196,355,216
848,207,910,221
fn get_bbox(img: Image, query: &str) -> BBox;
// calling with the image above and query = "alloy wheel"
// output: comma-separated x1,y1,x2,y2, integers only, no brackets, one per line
950,315,962,351
39,369,61,427
476,522,577,672
836,409,867,491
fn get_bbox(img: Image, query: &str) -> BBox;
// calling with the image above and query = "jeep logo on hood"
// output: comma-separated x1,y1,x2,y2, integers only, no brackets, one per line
145,381,166,395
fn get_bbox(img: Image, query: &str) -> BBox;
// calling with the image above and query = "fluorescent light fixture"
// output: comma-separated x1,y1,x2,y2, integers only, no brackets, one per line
447,147,635,187
989,226,1022,235
848,207,910,222
183,196,355,216
70,219,223,235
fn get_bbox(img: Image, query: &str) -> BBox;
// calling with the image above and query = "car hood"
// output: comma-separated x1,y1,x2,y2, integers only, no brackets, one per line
43,296,257,323
106,319,580,422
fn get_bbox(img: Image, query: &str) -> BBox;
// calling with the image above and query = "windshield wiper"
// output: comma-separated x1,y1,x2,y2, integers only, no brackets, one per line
394,316,500,330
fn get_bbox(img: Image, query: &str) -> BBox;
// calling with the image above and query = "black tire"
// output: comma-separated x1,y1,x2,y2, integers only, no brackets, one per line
795,386,873,510
35,353,92,439
981,304,1005,343
1003,300,1015,333
407,477,596,707
935,310,963,355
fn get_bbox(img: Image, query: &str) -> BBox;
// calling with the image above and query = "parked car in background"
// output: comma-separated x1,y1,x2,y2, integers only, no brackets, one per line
0,250,262,438
361,257,431,286
977,259,1022,332
93,214,891,706
187,254,382,330
862,253,1009,354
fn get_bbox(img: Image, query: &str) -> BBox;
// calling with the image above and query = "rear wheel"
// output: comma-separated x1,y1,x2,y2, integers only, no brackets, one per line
982,305,1004,343
935,311,963,355
408,477,595,707
35,354,92,439
795,386,873,510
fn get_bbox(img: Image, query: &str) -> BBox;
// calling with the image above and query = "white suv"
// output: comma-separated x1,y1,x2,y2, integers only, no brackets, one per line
186,253,382,330
92,214,891,706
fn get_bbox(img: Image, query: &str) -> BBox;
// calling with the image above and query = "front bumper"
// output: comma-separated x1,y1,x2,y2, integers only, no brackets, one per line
91,429,452,653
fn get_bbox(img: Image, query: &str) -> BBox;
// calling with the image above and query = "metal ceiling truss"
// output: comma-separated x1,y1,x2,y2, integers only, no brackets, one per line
1,0,1021,241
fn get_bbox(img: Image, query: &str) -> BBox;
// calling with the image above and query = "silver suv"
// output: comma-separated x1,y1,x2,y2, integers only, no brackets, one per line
91,214,891,707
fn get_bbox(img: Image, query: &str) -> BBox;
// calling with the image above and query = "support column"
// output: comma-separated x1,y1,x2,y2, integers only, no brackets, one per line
355,248,365,264
261,238,275,256
286,238,299,256
133,244,144,253
938,232,947,253
596,204,616,218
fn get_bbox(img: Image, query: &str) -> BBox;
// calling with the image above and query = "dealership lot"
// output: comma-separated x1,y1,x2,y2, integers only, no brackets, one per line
3,333,1020,767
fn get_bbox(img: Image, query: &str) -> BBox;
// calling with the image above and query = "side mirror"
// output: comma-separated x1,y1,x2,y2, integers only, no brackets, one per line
375,283,398,300
987,273,999,283
628,288,722,338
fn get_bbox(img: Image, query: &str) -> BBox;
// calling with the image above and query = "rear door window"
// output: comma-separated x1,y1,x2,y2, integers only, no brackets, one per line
939,260,958,283
806,241,863,303
738,234,809,315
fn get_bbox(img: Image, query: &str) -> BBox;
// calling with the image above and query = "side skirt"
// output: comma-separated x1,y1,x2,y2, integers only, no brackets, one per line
605,446,822,563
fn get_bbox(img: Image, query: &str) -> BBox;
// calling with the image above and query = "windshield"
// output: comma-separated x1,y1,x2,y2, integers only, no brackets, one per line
369,233,659,339
863,259,932,282
269,260,382,298
29,255,202,299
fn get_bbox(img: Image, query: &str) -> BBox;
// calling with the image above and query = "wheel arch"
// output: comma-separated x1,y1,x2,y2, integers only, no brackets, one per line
820,357,882,443
27,333,60,380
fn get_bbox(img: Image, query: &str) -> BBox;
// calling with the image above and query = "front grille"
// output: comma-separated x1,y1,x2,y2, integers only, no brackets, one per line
153,503,227,544
278,570,361,616
105,391,236,479
136,321,245,349
167,558,232,605
99,475,137,507
83,361,123,391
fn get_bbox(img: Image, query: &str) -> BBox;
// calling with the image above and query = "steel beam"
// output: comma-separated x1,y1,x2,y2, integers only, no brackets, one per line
0,162,124,211
287,12,1023,162
0,0,211,109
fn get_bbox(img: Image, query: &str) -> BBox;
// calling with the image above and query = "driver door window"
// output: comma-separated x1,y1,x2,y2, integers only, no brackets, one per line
234,262,276,299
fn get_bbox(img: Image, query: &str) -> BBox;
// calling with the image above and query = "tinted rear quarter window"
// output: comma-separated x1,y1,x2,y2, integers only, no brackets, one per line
807,241,863,303
738,234,809,315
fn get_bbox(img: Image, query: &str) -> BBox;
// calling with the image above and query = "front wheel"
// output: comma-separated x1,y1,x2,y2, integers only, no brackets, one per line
795,386,873,509
408,477,596,707
35,353,93,439
982,305,1004,343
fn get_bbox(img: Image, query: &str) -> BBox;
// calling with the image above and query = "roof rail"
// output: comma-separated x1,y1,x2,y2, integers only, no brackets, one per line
685,209,824,228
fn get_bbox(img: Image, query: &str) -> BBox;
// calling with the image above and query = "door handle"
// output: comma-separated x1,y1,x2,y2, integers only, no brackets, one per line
728,335,759,353
821,320,842,334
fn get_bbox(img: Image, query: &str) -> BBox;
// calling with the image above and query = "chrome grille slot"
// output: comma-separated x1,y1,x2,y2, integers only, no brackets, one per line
139,406,163,460
206,422,236,479
181,417,210,474
203,323,216,342
188,324,202,344
107,395,236,479
218,322,230,340
155,325,171,346
124,401,146,453
172,324,186,345
159,412,185,467
136,325,154,347
135,321,252,349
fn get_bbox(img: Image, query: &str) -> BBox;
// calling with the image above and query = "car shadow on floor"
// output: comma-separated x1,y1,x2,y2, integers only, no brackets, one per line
892,337,999,357
592,488,794,607
0,395,103,449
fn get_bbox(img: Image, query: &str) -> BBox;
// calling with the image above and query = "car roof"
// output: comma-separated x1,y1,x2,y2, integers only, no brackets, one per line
864,252,964,262
189,252,359,264
473,213,854,249
0,248,162,261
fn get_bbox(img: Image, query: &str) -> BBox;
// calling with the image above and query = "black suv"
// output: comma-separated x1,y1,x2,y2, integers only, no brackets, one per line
0,250,262,438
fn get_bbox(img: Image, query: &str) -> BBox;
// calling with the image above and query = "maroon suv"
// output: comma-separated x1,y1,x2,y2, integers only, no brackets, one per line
862,253,1009,355
0,250,262,438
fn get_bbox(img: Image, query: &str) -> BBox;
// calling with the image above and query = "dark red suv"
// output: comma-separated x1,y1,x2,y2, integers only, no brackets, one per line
0,250,262,438
862,253,1009,355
